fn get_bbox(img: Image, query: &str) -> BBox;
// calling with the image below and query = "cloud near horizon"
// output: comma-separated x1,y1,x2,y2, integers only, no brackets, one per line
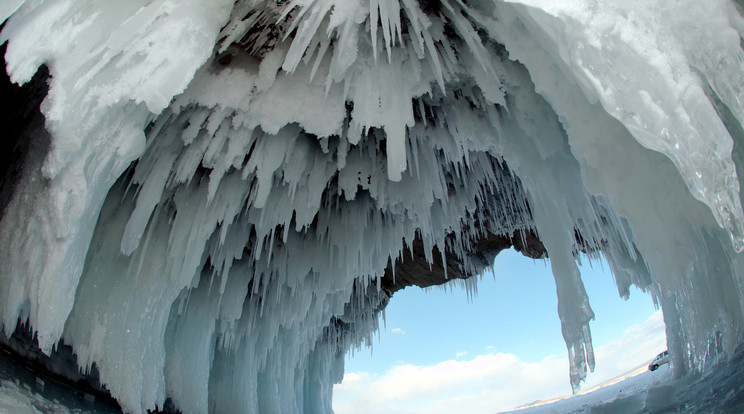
333,310,666,414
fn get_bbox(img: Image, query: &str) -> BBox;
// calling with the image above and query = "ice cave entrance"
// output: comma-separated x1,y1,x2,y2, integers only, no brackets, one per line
332,249,665,414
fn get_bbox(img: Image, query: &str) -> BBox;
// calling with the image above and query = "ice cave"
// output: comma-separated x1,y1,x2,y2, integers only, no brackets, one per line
1,0,744,413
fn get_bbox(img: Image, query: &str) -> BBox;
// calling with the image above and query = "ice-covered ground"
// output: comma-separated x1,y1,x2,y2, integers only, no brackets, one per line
0,349,120,414
5,347,743,414
0,379,99,414
506,346,744,414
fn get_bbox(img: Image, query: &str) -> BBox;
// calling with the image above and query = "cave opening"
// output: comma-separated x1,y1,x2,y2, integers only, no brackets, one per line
333,249,664,413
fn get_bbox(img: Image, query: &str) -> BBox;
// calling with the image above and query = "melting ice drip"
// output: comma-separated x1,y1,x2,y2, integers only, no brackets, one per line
1,0,744,413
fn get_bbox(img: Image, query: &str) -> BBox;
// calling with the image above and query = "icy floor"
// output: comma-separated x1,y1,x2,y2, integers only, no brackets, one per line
505,346,744,414
0,349,121,414
2,345,744,414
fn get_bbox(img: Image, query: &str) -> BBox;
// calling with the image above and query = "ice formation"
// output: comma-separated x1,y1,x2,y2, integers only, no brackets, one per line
1,0,744,413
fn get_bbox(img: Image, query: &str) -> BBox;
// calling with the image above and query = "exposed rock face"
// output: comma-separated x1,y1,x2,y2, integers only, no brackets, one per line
0,43,49,219
381,228,546,295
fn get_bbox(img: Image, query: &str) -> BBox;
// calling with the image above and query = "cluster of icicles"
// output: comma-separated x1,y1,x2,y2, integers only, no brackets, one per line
2,0,744,413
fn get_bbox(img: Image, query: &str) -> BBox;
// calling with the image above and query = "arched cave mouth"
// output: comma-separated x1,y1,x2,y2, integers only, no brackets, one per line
333,248,665,413
2,1,744,413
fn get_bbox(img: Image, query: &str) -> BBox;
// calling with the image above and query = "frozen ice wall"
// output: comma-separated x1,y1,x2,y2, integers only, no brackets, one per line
1,0,744,412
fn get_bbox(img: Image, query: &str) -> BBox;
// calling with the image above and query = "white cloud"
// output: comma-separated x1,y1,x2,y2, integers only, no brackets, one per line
456,351,468,357
333,353,568,414
334,372,372,393
333,310,666,414
391,328,406,335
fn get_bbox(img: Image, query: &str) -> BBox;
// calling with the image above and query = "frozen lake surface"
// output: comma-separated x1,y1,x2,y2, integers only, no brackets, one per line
506,345,744,414
0,348,120,414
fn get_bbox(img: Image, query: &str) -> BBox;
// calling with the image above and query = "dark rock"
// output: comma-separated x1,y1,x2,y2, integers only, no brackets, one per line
381,228,546,295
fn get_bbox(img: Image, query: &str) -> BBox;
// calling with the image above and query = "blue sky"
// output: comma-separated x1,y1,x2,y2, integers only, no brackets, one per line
333,248,667,413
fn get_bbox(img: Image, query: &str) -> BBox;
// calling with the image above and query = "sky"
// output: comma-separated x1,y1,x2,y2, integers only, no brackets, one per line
332,248,667,414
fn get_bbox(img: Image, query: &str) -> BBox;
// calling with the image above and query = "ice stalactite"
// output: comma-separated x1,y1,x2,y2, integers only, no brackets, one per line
1,0,744,412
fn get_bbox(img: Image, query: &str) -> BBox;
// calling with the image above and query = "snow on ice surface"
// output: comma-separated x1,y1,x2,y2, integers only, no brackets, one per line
1,0,744,413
